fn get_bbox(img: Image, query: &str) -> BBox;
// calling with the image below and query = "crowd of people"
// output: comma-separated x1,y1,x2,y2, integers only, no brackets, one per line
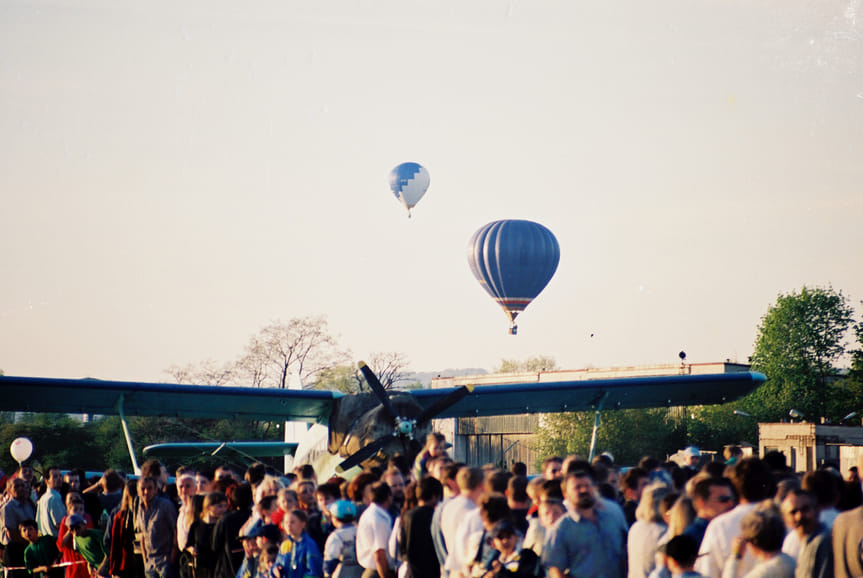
1,433,862,578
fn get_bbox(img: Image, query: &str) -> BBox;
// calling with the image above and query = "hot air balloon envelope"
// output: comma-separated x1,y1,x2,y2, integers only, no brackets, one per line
389,162,429,216
467,219,560,334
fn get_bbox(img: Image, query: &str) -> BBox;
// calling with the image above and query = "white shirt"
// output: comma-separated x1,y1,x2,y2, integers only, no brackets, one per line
627,520,667,578
440,496,477,574
36,488,65,537
452,508,483,574
356,502,393,570
695,503,758,578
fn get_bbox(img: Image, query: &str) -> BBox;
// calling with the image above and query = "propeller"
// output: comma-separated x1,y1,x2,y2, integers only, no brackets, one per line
335,362,474,473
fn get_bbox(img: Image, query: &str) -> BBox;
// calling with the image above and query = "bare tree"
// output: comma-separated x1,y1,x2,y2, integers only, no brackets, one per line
367,351,411,389
237,315,350,389
167,359,235,386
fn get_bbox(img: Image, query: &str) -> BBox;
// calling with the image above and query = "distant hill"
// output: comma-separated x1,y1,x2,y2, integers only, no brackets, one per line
399,368,488,388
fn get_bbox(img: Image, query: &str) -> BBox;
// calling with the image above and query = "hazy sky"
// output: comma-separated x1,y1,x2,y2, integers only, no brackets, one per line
2,0,862,383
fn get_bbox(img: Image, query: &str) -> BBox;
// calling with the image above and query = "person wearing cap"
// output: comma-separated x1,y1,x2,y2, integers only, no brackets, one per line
56,492,92,578
66,513,107,574
323,501,361,578
481,520,537,578
235,528,261,578
681,448,701,484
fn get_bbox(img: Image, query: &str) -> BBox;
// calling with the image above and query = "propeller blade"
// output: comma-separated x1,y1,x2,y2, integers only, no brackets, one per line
416,385,474,427
336,437,389,473
358,362,398,421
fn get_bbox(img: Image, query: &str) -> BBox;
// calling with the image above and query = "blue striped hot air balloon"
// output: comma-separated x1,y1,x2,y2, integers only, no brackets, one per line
467,219,560,334
389,162,429,217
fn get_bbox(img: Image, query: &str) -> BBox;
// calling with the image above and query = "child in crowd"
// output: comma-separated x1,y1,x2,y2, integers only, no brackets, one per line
323,501,361,578
66,514,106,575
272,489,299,530
235,532,260,578
20,519,62,578
661,535,703,578
273,510,322,578
258,544,280,578
57,494,92,578
482,521,538,578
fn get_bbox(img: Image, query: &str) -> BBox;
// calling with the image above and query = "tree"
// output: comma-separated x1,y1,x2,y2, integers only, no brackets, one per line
313,365,364,393
167,359,235,386
234,315,350,389
534,408,677,467
749,286,855,422
367,352,411,389
496,356,558,373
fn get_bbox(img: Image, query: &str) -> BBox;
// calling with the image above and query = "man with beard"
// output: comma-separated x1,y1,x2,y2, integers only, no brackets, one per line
382,469,405,521
541,469,627,578
781,489,832,578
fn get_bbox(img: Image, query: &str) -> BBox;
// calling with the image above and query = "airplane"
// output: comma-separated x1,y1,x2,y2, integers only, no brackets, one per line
0,362,765,479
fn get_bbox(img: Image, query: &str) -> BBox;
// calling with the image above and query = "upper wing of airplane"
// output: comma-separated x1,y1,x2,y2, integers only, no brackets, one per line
0,376,342,422
0,371,764,421
413,371,766,417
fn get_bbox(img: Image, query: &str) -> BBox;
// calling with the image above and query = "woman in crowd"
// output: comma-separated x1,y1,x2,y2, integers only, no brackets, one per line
107,480,142,578
185,492,229,578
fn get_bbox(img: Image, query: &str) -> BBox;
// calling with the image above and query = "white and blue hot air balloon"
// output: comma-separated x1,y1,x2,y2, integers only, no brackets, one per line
389,162,430,217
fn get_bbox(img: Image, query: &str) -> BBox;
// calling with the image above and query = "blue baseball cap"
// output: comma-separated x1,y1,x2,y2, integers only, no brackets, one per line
328,500,357,521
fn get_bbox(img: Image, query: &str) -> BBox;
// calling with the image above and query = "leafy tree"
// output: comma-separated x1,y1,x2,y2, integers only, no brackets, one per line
749,286,855,422
496,356,558,373
314,365,364,393
534,408,677,467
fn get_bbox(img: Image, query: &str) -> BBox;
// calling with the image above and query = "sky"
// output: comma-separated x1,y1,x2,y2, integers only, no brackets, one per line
2,0,862,383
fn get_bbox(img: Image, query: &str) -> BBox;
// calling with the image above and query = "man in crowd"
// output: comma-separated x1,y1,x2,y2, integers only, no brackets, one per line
1,477,37,569
356,482,393,578
832,455,863,578
543,469,627,578
541,457,563,481
440,467,483,578
620,467,649,528
36,467,65,538
683,476,736,548
781,488,832,577
382,469,405,520
136,476,178,578
696,457,776,577
399,477,443,578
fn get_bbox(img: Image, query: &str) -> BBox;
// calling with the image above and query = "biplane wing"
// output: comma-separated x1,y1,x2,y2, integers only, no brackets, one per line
0,370,765,473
